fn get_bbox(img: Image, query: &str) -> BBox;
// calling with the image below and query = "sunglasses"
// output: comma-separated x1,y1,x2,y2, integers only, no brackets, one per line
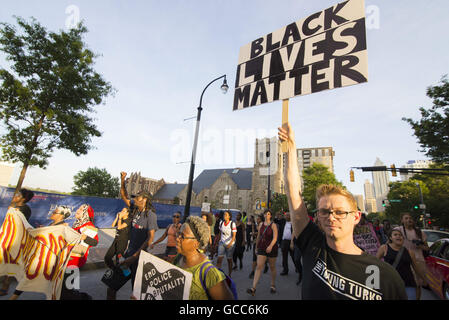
173,215,181,218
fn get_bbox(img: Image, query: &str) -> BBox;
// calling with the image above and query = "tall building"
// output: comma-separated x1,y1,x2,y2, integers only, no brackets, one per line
372,158,390,198
297,147,335,191
0,162,14,187
401,160,434,181
364,179,375,199
354,194,365,212
252,137,285,213
363,179,376,213
365,198,377,213
372,158,390,212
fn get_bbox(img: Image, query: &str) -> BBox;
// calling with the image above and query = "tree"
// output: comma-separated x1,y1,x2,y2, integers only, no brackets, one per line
270,192,288,214
413,164,449,227
403,76,449,164
385,167,449,227
385,180,429,225
302,163,344,211
72,167,119,198
0,17,114,196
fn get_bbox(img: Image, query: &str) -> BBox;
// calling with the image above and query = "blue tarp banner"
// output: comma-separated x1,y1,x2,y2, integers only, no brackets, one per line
0,186,202,229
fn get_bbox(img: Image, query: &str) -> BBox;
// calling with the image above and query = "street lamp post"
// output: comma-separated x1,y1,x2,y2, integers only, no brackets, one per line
182,75,228,222
416,182,426,227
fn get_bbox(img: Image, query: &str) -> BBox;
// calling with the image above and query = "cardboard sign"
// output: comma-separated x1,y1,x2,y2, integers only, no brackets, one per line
233,0,368,110
201,202,211,212
353,222,380,256
133,251,192,300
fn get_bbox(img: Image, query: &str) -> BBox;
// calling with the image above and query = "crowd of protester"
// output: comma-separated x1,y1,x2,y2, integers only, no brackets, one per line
0,161,439,301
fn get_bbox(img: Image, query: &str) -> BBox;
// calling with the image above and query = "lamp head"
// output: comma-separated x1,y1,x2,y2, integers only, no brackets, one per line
220,77,229,94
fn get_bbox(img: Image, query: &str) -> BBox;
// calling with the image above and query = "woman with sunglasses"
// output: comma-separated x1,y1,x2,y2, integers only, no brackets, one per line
150,211,182,263
174,216,234,300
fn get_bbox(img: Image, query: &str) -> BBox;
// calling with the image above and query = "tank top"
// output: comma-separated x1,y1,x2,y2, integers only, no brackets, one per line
167,223,180,247
257,222,275,251
384,245,416,287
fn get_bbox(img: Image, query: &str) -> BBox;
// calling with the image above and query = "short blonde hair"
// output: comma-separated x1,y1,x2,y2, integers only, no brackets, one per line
315,184,358,211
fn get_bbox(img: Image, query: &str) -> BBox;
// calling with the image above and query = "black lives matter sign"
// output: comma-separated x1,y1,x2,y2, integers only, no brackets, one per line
233,0,368,111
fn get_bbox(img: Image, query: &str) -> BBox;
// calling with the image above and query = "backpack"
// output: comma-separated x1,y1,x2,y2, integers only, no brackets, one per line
199,261,238,300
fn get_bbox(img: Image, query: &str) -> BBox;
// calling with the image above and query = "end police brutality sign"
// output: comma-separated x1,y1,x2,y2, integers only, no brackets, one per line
233,0,368,110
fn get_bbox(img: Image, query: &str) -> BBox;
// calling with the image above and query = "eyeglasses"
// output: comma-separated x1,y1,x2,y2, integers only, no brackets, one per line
173,215,181,219
176,232,196,240
317,208,355,220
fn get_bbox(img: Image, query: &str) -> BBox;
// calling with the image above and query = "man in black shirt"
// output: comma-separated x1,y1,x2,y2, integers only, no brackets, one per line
279,123,407,300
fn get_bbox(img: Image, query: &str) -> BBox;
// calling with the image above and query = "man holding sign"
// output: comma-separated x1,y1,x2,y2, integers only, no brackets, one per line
279,123,407,300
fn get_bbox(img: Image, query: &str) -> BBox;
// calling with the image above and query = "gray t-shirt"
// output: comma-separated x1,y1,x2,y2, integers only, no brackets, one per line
126,201,158,256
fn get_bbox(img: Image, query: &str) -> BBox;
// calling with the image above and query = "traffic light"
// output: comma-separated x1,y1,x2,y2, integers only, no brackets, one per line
382,200,386,207
427,220,432,227
350,169,354,182
391,164,397,177
414,205,419,210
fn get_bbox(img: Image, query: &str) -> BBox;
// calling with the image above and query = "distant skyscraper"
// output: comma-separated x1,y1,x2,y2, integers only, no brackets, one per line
372,157,390,199
365,198,377,213
297,147,335,191
354,194,365,212
364,179,375,200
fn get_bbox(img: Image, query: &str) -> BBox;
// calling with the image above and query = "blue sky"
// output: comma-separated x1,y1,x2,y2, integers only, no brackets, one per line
1,0,448,198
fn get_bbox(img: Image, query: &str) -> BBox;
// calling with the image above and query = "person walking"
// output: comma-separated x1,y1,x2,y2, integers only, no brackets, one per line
173,216,235,300
376,229,429,300
8,205,70,300
247,209,278,296
150,211,182,263
107,171,158,300
398,212,430,300
232,212,246,271
246,215,255,251
104,207,133,270
279,212,295,276
0,188,34,297
248,214,263,279
216,211,236,277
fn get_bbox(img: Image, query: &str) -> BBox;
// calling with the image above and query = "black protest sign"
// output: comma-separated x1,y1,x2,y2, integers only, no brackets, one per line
233,0,368,111
133,251,192,300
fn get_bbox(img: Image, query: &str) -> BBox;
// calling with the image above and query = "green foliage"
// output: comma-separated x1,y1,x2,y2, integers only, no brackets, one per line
302,163,344,211
0,17,114,191
270,192,288,214
403,76,449,164
72,167,119,198
385,169,449,227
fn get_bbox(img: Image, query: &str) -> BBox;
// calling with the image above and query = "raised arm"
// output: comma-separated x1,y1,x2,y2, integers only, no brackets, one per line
278,123,309,239
120,172,131,207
